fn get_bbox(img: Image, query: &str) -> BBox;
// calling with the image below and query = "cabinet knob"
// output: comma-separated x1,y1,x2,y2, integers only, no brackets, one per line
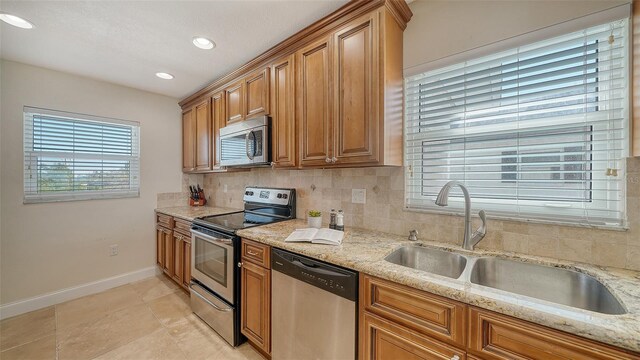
451,356,460,360
331,157,338,163
325,157,331,163
237,262,243,268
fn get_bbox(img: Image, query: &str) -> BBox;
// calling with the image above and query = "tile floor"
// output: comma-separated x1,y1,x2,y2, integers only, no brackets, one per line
0,275,263,360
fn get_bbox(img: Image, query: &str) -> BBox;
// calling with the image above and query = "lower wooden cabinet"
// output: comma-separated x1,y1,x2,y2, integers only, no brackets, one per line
240,238,272,356
156,213,192,292
360,274,639,360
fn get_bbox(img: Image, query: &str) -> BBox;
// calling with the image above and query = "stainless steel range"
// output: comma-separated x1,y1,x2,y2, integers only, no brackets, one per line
190,187,296,347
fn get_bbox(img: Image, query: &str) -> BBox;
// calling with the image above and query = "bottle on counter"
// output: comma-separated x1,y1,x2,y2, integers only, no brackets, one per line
336,210,344,231
329,209,337,229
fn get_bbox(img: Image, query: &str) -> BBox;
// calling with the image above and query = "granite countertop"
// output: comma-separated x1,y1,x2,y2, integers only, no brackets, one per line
155,206,241,221
237,219,640,353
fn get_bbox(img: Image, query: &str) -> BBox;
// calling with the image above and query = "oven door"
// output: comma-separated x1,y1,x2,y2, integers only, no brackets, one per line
220,121,268,167
191,229,235,304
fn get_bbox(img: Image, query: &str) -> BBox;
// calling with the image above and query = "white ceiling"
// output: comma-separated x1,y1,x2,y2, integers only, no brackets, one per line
0,0,348,99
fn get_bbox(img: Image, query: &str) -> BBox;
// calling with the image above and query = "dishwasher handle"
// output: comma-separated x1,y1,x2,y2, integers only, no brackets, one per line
292,259,351,278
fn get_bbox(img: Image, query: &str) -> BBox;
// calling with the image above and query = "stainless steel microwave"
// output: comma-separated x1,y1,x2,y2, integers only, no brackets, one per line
219,116,270,167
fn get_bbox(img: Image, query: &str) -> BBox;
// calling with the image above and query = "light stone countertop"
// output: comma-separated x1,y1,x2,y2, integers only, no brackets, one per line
155,206,241,222
236,219,640,353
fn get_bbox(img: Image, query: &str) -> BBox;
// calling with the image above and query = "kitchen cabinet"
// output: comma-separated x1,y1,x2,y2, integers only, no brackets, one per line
183,98,212,172
359,274,640,360
211,91,224,169
224,67,270,125
297,36,333,167
182,109,195,172
297,9,403,168
240,239,271,356
155,214,192,292
270,54,297,167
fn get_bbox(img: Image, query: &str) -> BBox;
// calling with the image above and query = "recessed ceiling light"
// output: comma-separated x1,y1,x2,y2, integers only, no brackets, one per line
0,13,34,29
155,72,174,80
192,36,215,50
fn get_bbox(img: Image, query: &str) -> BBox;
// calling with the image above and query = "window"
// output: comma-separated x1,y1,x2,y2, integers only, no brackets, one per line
404,19,628,227
24,107,140,203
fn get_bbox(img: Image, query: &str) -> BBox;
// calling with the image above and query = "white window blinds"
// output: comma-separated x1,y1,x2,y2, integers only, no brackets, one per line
404,19,629,227
24,107,140,203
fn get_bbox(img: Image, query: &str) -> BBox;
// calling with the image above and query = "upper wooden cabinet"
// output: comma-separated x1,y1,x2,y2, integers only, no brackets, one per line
271,54,297,168
182,109,196,172
297,9,403,168
211,91,224,169
194,99,211,171
297,37,333,167
224,67,270,125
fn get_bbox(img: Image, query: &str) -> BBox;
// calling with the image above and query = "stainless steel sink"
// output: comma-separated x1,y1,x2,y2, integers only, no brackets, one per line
470,257,626,315
384,246,467,279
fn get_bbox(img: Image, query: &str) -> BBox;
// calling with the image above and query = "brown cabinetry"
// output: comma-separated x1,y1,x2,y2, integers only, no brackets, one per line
182,109,195,172
271,54,297,167
240,238,271,356
155,214,193,292
183,98,212,172
211,91,225,169
225,67,270,125
360,274,640,360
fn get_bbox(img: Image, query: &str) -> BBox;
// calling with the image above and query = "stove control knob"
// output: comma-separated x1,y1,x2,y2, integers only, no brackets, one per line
277,193,282,199
282,194,288,199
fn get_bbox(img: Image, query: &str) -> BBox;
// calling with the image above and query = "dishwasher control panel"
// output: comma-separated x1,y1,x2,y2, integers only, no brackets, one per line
271,248,358,301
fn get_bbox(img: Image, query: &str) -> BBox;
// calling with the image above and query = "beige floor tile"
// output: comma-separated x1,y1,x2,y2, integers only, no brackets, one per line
218,343,265,360
148,292,192,328
56,284,145,329
0,306,56,350
132,275,180,303
0,334,56,360
166,314,230,360
57,303,161,360
93,328,186,360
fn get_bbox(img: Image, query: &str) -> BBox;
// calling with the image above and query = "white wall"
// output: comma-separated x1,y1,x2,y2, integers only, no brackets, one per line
404,0,629,70
0,60,182,305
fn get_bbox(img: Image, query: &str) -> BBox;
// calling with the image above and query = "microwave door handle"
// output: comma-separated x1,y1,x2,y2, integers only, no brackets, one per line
245,130,256,160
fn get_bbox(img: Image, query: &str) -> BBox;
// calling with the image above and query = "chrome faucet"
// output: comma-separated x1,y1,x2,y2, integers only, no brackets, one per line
435,181,487,250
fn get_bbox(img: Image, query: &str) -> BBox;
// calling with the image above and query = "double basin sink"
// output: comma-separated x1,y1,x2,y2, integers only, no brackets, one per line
384,245,626,315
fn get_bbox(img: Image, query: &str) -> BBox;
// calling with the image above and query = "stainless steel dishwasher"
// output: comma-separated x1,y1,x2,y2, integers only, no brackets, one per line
271,248,358,360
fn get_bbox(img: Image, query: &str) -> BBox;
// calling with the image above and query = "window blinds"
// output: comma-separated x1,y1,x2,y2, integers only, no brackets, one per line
404,19,629,227
24,107,140,203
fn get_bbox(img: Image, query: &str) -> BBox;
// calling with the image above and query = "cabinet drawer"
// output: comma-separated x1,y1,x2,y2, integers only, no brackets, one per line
241,239,271,269
156,213,174,228
174,218,192,237
468,307,640,360
361,275,466,348
360,312,466,360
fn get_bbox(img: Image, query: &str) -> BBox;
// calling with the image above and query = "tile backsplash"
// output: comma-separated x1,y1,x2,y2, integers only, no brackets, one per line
156,174,204,208
202,157,640,271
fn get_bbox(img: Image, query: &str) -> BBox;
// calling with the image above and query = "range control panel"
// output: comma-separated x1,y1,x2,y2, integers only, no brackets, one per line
243,187,293,206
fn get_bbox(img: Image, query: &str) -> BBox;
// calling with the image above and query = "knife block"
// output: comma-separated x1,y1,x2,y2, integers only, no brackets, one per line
189,198,207,206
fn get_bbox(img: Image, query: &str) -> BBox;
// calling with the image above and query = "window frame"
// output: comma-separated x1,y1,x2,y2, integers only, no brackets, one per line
23,106,141,204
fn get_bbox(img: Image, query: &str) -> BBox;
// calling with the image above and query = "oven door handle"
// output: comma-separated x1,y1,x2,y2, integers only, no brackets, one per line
192,231,234,246
189,284,232,312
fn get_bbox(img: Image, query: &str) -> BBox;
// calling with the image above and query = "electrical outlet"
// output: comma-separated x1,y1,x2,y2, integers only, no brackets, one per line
223,184,228,193
352,189,366,204
109,244,119,256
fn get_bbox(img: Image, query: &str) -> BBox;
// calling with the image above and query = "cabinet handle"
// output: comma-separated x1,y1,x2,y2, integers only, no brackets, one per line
325,157,331,163
331,157,338,163
451,356,460,360
247,250,259,256
237,262,243,268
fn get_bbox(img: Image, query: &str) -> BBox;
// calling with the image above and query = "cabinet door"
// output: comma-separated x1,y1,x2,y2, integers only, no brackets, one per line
360,312,466,360
163,229,174,276
241,261,271,354
182,109,196,172
211,92,225,169
183,241,191,289
156,227,165,269
297,37,332,167
194,99,211,171
225,80,245,124
245,68,270,118
271,54,296,167
333,13,380,165
173,234,183,284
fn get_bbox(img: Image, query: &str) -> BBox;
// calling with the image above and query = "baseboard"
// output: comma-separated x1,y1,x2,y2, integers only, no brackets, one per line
0,266,160,320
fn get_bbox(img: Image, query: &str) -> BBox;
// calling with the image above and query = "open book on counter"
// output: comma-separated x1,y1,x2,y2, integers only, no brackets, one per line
284,228,344,246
